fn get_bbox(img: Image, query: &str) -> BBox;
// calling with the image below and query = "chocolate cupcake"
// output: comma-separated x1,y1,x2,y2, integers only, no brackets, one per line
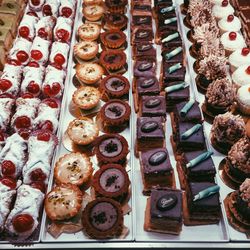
100,30,127,50
105,0,128,14
202,78,235,122
196,54,227,94
103,13,128,30
100,50,127,71
82,197,124,239
99,75,130,101
226,137,250,183
92,163,130,203
95,133,129,166
211,112,246,154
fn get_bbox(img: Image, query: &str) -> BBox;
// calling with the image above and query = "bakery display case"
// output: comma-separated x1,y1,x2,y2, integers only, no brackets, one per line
0,0,250,248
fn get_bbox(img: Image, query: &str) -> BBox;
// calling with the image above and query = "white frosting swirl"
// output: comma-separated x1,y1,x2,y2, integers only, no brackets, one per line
237,84,250,107
212,4,234,20
229,48,250,69
232,65,250,87
220,32,246,52
218,16,241,33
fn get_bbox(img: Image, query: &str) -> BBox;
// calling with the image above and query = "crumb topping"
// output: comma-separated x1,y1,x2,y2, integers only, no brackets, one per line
240,178,250,205
211,112,246,145
206,78,235,106
228,137,250,174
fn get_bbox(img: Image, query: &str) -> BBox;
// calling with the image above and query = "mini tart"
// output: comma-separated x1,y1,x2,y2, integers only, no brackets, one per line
54,153,93,186
83,5,104,22
100,30,126,49
100,50,126,71
45,183,83,221
74,41,99,61
99,74,130,100
95,133,129,165
72,86,101,110
104,13,128,30
83,0,103,6
67,117,99,145
105,0,128,13
100,99,131,126
92,164,130,203
82,197,124,239
76,63,104,85
78,23,101,41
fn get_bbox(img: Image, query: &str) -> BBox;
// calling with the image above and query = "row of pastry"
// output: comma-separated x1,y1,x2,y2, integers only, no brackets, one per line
0,0,77,241
182,0,250,237
44,0,133,240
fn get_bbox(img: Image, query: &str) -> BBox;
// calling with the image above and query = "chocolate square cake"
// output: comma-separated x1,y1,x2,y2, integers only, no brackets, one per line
132,27,154,44
133,43,156,60
132,15,152,28
184,182,221,225
136,116,165,154
136,76,160,96
156,5,176,19
140,148,174,192
140,96,166,117
162,61,186,83
134,59,156,78
157,16,178,35
161,30,183,47
132,4,152,15
144,188,183,235
162,45,184,63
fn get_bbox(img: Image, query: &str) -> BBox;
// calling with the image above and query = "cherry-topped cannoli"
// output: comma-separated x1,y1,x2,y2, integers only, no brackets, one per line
11,97,40,131
29,0,45,11
42,0,60,16
0,178,22,233
34,98,60,132
53,16,73,43
0,62,23,95
22,130,58,185
0,133,27,179
21,63,45,97
30,36,51,65
0,130,6,152
0,94,15,131
18,14,38,41
5,184,44,239
59,0,76,19
8,38,32,65
49,41,70,69
42,65,65,98
35,16,57,41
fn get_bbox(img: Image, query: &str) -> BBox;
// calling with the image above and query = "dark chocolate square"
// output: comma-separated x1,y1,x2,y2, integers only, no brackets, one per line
150,189,182,221
132,28,153,44
132,4,152,13
163,61,186,83
158,16,178,34
154,0,173,7
235,0,250,10
137,117,165,140
174,101,202,122
141,96,166,117
136,77,160,96
141,148,172,174
134,59,156,78
132,16,152,27
157,5,176,18
177,122,206,149
162,45,184,63
182,150,216,176
188,182,220,212
161,30,183,47
239,9,250,24
133,43,156,60
165,82,190,101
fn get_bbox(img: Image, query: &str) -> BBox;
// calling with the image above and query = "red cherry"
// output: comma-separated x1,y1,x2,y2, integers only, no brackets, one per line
6,59,21,66
50,62,63,70
246,66,250,74
30,181,46,193
241,47,250,56
12,214,34,233
18,128,31,140
1,160,16,177
26,11,38,17
0,79,12,91
14,116,31,129
30,168,47,182
28,61,39,68
229,32,237,40
227,15,234,22
19,26,30,38
61,7,73,18
222,0,228,6
16,51,29,63
43,83,61,97
56,29,70,42
21,93,34,99
37,132,51,142
31,50,43,61
43,98,58,108
54,54,65,66
38,27,48,39
38,120,54,132
0,93,14,98
0,177,16,189
43,5,52,16
31,0,40,6
27,81,40,95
